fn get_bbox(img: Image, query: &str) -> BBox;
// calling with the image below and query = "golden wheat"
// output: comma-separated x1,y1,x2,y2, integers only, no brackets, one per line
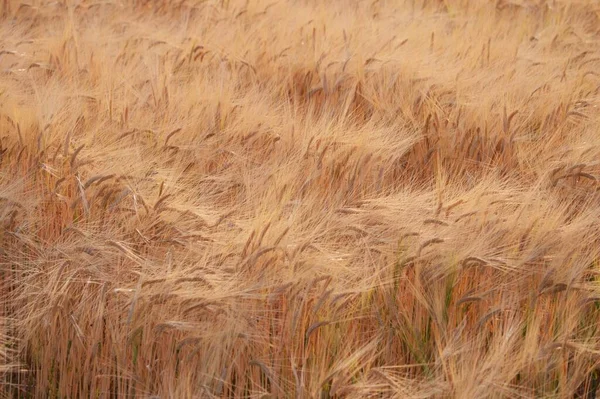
2,0,600,397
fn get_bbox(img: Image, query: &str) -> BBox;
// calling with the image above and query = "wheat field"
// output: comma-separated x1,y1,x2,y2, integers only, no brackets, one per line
1,0,600,397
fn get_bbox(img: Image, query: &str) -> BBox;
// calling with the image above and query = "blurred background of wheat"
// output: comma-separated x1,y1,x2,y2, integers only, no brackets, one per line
2,0,600,397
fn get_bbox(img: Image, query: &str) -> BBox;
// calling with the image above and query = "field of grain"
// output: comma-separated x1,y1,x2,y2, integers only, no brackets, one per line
2,0,600,397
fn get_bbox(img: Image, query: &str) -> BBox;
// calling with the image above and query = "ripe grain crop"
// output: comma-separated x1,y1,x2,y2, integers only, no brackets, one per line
2,0,600,397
